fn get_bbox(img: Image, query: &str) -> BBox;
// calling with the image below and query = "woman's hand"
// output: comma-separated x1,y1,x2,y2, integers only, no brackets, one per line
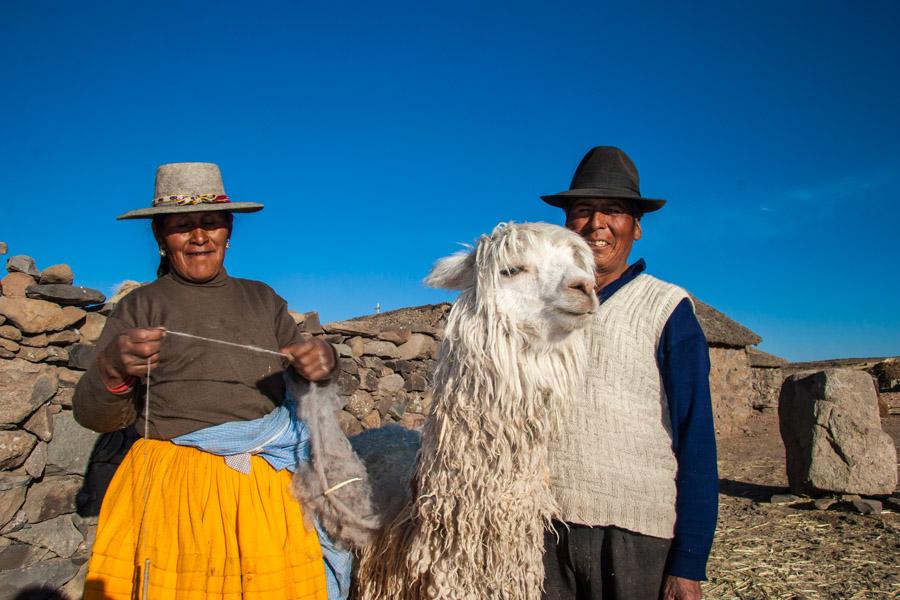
281,336,336,382
97,327,166,389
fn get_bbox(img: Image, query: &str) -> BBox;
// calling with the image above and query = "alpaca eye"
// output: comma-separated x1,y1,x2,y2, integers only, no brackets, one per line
499,266,525,277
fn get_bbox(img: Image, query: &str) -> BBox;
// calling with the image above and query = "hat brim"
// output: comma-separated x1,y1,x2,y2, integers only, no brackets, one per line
117,202,265,220
541,189,665,213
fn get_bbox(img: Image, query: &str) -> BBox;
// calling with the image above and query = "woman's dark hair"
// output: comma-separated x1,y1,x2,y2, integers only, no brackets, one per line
152,212,233,278
152,215,171,278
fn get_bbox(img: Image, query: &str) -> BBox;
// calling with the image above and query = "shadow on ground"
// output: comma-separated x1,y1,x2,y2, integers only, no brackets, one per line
718,478,786,501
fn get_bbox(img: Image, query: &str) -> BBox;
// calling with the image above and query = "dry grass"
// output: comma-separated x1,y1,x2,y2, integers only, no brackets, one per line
707,497,899,598
705,414,900,600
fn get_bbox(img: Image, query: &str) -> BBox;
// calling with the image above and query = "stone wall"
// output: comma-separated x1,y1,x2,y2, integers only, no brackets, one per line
0,254,109,598
708,345,755,435
313,305,447,435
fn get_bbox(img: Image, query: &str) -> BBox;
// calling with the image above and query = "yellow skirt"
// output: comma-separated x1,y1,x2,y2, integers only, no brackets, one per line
83,439,328,600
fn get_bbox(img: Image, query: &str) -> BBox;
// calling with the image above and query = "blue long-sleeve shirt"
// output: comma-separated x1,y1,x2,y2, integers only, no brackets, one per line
598,259,718,581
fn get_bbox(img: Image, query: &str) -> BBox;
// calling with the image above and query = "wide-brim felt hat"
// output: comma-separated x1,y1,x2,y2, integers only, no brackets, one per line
541,146,666,213
117,162,264,220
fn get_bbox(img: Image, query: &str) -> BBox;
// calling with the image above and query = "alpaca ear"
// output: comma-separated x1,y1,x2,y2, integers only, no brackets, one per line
424,250,476,290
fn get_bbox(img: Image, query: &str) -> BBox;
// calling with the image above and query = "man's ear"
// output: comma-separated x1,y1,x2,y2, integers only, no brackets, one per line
633,218,642,241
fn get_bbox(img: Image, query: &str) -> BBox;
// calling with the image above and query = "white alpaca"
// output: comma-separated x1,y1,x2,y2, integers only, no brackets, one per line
353,221,597,600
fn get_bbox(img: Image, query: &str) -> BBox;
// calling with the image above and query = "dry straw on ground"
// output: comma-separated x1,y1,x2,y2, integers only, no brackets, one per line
706,415,900,599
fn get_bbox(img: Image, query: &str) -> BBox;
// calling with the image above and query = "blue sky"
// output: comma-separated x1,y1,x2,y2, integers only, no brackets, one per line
2,1,898,362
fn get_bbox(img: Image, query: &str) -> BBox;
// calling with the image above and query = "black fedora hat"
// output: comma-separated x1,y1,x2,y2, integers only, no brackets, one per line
541,146,665,213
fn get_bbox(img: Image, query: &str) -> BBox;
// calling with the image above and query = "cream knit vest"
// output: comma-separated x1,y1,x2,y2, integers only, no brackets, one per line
549,273,689,539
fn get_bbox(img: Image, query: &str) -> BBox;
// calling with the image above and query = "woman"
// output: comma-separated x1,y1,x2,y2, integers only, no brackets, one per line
73,162,336,600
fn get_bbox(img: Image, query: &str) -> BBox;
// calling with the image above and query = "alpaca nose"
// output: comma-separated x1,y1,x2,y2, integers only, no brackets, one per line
567,278,594,298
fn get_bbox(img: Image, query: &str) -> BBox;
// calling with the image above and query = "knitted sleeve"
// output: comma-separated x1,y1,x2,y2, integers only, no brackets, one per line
72,301,141,433
658,298,718,581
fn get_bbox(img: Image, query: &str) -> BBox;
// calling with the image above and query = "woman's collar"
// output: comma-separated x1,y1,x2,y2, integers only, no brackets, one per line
168,267,229,287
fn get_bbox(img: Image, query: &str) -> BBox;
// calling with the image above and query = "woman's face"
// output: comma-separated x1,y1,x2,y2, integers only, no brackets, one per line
155,211,231,283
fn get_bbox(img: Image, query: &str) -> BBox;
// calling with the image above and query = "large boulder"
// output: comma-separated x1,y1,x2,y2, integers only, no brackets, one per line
0,272,36,297
5,514,83,558
0,541,50,571
46,411,100,475
0,337,19,354
396,333,438,360
0,474,30,529
0,325,20,341
0,556,84,598
779,368,897,496
23,475,82,523
23,441,48,478
66,342,97,370
23,404,53,441
79,312,107,345
26,284,106,307
0,430,38,470
19,332,48,347
38,264,75,285
0,297,85,335
17,345,70,364
362,339,401,359
349,424,421,520
5,255,40,279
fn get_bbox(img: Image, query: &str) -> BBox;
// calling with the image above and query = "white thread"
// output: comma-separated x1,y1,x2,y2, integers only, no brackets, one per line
164,329,290,360
140,357,152,598
322,477,363,497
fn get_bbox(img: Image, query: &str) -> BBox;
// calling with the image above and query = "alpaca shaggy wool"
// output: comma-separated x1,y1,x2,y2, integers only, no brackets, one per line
354,222,596,600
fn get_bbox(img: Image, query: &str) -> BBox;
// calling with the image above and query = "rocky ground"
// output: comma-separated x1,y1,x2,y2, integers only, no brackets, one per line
706,412,900,599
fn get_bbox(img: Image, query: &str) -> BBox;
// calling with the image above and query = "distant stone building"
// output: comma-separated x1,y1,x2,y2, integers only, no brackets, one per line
691,298,769,435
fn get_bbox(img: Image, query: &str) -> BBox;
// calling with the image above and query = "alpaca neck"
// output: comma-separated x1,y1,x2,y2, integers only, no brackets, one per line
429,302,585,454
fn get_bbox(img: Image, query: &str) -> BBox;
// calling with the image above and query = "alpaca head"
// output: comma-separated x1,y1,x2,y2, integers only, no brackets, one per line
425,222,597,345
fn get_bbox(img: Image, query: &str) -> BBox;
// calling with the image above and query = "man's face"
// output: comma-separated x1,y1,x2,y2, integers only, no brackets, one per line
564,198,642,281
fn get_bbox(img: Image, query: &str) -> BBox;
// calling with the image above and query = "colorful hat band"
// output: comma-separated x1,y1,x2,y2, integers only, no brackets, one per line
152,194,231,207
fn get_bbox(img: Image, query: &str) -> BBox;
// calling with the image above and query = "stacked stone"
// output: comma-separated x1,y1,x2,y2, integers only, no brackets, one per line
314,313,445,435
0,250,112,597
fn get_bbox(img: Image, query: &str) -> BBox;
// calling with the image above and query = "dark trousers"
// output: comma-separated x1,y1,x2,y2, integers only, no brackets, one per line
542,520,671,600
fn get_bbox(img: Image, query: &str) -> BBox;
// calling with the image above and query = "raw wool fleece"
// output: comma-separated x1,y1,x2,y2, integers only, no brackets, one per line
288,375,381,549
356,222,596,600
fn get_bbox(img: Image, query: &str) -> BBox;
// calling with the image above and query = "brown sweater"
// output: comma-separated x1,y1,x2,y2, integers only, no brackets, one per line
73,270,306,439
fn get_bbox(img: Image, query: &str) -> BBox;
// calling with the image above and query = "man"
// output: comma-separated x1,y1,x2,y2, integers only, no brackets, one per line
541,147,718,600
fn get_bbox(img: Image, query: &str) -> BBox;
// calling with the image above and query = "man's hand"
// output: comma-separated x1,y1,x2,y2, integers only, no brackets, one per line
662,575,702,600
98,327,165,388
281,336,336,382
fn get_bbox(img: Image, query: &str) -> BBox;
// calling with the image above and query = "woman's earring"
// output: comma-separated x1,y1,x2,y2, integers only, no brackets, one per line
159,248,166,257
226,240,230,249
